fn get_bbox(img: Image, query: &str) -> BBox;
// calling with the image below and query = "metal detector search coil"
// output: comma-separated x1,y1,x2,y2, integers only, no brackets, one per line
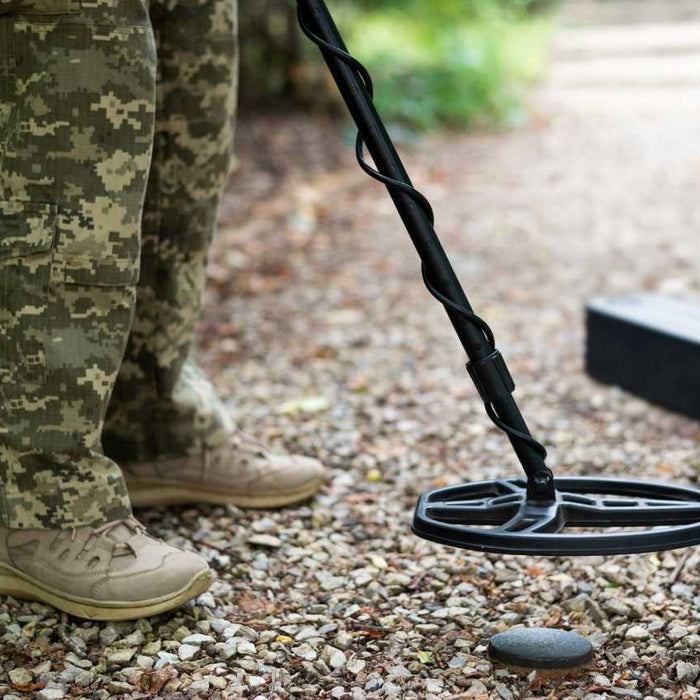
414,478,700,556
296,0,700,556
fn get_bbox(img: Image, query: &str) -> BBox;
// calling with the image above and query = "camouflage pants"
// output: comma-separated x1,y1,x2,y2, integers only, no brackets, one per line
0,0,237,529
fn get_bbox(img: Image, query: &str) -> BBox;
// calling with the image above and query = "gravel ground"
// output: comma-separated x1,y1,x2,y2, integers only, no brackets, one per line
3,8,700,700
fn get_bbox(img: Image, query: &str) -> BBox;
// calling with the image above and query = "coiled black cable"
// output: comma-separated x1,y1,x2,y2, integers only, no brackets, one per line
298,7,547,461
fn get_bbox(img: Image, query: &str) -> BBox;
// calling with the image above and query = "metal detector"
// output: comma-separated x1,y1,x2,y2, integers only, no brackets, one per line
295,0,700,560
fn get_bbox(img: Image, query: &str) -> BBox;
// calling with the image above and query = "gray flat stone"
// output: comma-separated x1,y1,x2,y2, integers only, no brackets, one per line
489,628,593,670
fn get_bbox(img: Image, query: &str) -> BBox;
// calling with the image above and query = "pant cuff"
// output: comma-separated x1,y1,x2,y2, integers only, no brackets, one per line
0,452,132,530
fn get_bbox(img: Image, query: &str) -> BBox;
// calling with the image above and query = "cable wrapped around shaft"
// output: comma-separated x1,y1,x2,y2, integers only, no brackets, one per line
298,7,547,461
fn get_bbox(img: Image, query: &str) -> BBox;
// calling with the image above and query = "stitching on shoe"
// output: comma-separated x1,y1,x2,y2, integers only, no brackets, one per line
90,552,172,597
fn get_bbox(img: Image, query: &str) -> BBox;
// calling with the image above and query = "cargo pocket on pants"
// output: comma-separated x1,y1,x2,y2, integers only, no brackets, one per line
0,200,57,385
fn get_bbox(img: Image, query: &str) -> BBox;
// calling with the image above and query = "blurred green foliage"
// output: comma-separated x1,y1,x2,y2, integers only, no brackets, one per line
347,11,552,129
349,0,560,18
239,0,557,129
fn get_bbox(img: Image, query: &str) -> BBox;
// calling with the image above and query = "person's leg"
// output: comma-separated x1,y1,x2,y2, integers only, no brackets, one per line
103,0,238,462
0,0,211,619
103,0,326,507
0,0,155,529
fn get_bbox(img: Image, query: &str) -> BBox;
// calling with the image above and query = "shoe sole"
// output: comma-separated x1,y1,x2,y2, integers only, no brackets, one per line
0,563,213,621
125,477,323,509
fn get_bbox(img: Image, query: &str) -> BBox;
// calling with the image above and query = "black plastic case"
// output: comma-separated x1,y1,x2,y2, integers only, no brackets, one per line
586,295,700,420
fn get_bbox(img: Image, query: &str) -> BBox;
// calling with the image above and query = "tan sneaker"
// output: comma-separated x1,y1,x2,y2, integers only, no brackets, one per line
123,433,327,509
0,517,213,621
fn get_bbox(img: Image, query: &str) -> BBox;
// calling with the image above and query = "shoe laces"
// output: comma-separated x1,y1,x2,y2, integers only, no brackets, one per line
230,431,269,458
204,432,271,482
70,517,145,558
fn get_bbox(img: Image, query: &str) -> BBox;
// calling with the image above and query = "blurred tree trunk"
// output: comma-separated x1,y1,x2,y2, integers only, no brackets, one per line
239,0,303,109
239,0,348,112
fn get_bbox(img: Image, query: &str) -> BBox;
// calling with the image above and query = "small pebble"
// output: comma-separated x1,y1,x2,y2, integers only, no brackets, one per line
625,626,650,642
178,644,199,661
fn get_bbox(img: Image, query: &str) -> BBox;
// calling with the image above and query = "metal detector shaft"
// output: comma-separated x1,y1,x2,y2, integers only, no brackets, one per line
296,0,552,494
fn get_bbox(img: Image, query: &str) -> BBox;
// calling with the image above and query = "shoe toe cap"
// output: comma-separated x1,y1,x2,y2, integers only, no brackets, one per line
159,548,213,596
94,546,212,603
266,455,327,492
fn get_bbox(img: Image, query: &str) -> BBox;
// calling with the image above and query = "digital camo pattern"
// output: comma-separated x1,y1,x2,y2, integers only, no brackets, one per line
104,0,238,464
0,0,156,528
0,0,237,528
0,0,80,13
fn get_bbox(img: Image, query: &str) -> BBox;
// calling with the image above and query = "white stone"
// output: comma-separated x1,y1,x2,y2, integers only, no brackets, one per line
295,626,319,641
425,679,443,693
182,633,215,646
676,661,700,683
387,665,411,679
8,669,32,685
343,604,361,618
346,658,366,675
237,639,257,655
431,607,471,619
178,644,199,661
37,691,65,700
317,574,346,591
292,643,318,661
248,534,282,548
221,624,243,640
197,592,216,608
448,655,467,669
684,634,700,648
247,676,266,689
325,646,346,670
668,625,689,641
155,651,180,670
335,631,353,649
625,626,650,641
210,619,232,634
188,680,210,695
107,649,136,665
136,655,154,669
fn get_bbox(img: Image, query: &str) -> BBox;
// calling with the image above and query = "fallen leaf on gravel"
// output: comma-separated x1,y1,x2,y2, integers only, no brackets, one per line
238,591,271,616
344,492,378,503
417,650,434,664
135,666,177,695
545,611,562,626
280,395,330,414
